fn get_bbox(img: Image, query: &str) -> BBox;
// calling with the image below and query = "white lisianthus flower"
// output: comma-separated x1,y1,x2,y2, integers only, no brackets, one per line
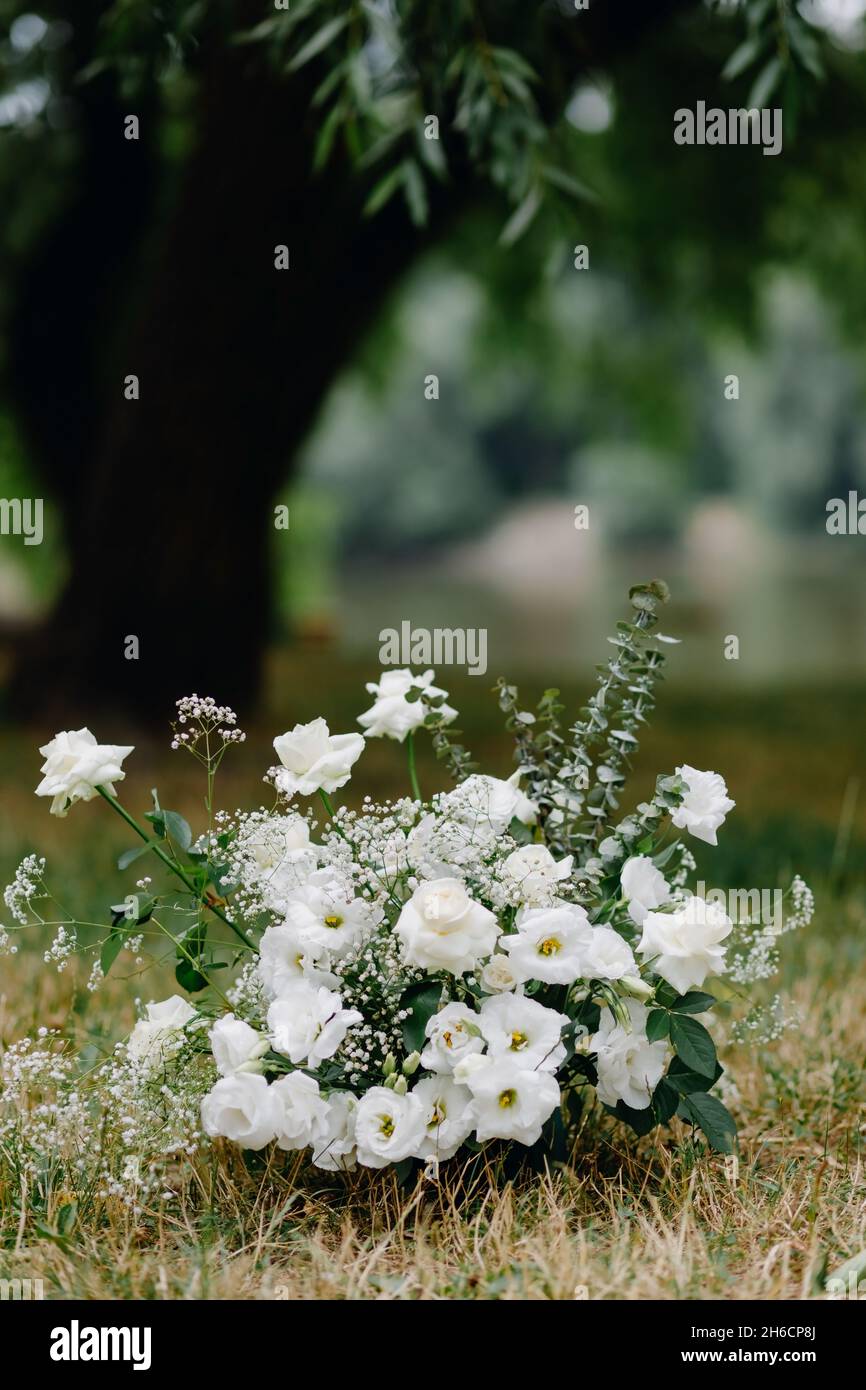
479,954,520,994
127,995,197,1068
637,895,733,994
413,1076,475,1161
589,1001,668,1111
579,926,638,982
36,728,134,817
479,994,568,1072
267,980,362,1066
311,1092,359,1171
620,855,671,925
272,718,364,797
452,1052,492,1086
357,668,457,743
671,765,735,846
200,1073,280,1150
465,1057,560,1145
503,844,573,904
354,1086,427,1168
283,873,381,960
420,1002,485,1074
501,904,592,985
443,772,537,833
396,877,500,976
270,1071,329,1151
210,1014,269,1077
257,922,337,997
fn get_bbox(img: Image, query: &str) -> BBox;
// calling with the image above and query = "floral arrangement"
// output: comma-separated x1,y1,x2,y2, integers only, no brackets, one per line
2,583,813,1194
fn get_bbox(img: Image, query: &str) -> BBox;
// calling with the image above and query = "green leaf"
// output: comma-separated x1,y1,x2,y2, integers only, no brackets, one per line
722,35,764,82
117,843,153,871
508,815,534,845
540,165,597,203
175,957,208,993
57,1201,78,1236
363,165,405,218
677,1092,737,1153
670,990,716,1015
609,1099,657,1137
287,15,350,73
100,931,124,977
499,187,542,248
652,1078,680,1125
400,981,442,1054
666,1055,723,1095
162,810,192,851
748,55,784,109
670,1014,717,1078
646,1008,670,1043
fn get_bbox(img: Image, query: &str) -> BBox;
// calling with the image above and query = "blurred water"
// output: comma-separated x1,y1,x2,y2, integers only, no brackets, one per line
332,499,866,687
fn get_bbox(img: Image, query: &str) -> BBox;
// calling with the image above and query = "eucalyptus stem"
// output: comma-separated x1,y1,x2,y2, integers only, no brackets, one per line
96,786,252,952
406,730,422,803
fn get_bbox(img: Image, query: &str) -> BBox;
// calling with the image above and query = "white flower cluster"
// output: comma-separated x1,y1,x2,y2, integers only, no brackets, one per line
10,615,814,1181
190,686,760,1170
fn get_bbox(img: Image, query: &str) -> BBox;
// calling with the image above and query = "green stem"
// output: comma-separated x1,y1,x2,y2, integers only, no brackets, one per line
406,730,422,803
96,786,253,952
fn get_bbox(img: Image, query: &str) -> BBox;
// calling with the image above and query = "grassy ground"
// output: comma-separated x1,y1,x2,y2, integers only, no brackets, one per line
0,653,864,1299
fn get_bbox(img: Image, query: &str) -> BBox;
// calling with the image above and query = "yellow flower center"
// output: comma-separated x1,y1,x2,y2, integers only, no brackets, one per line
430,1102,447,1127
539,937,561,956
498,1089,518,1109
379,1115,395,1138
323,914,344,930
509,1031,528,1051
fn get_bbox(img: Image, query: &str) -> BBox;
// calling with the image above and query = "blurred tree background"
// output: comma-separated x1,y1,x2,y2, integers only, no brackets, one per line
1,0,865,717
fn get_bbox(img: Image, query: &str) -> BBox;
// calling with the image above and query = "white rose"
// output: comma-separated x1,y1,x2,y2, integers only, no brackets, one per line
270,1071,329,1150
620,855,671,925
36,728,134,817
479,954,520,994
267,980,362,1066
637,895,732,995
503,844,573,904
589,1001,668,1111
272,719,364,797
311,1092,359,1171
396,877,500,976
127,995,197,1068
412,1076,475,1161
479,994,568,1072
210,1014,269,1077
200,1073,279,1150
671,765,735,846
501,904,592,985
579,926,638,982
420,1001,485,1074
257,922,337,998
357,669,456,743
465,1057,560,1146
354,1086,427,1168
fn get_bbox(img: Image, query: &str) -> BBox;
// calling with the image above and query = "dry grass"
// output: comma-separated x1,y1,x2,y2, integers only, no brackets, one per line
1,922,864,1301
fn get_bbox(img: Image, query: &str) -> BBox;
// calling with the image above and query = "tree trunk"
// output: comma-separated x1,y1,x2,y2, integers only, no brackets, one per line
8,31,456,722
